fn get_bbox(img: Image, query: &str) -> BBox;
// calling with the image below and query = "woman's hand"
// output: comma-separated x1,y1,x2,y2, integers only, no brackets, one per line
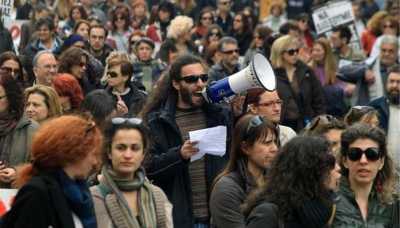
0,168,16,183
116,95,129,116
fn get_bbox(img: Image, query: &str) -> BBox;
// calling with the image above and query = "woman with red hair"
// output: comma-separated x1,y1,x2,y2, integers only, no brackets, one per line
2,115,103,228
53,74,84,113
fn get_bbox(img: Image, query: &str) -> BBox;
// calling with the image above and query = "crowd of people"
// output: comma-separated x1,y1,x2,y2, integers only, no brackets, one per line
0,0,399,227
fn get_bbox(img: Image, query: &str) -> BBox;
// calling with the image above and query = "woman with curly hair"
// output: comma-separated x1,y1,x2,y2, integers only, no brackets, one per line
210,114,278,227
2,115,102,227
332,123,397,227
25,85,63,124
243,136,340,228
0,74,38,188
53,74,84,113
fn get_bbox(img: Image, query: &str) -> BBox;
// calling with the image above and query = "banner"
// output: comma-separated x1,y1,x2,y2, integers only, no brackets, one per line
312,0,354,35
0,0,14,28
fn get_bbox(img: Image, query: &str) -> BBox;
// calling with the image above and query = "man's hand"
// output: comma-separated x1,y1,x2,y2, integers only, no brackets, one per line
180,140,199,160
364,70,375,85
344,83,356,96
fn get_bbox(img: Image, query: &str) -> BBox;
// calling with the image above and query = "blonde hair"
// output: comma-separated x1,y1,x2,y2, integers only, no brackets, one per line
25,85,63,121
101,51,132,85
270,35,299,68
167,15,194,39
309,38,338,85
366,11,389,35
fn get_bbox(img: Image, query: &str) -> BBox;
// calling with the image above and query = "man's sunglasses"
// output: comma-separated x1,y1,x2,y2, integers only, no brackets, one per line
347,147,381,162
222,49,239,55
112,117,143,125
179,74,208,83
284,48,299,56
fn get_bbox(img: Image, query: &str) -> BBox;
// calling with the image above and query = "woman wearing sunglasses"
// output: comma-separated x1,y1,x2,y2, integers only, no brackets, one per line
333,123,397,227
210,114,278,228
0,52,27,87
270,35,325,132
104,52,147,116
91,117,173,228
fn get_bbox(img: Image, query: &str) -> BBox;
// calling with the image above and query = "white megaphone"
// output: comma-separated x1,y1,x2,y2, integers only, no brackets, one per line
202,53,276,103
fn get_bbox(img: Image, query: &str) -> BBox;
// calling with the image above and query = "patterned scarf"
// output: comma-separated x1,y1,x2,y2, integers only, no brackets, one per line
100,165,157,228
56,170,97,228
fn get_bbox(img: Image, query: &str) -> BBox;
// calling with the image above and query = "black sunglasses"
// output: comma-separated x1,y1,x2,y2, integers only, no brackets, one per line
347,147,381,161
246,115,264,136
180,74,208,83
222,49,239,55
112,117,143,125
107,71,119,78
284,48,299,56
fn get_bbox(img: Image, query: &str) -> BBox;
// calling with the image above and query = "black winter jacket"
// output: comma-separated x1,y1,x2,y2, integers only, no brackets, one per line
2,173,78,228
144,94,232,228
275,61,326,131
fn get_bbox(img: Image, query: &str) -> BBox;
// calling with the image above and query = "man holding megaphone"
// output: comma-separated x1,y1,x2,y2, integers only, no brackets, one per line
142,54,233,228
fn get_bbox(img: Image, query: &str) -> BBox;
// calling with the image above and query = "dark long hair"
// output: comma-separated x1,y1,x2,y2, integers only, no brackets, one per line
243,136,335,219
0,74,24,120
140,54,207,120
0,52,25,84
213,114,276,188
340,123,396,203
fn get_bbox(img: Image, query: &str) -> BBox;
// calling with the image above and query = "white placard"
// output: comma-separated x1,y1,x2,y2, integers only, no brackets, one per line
0,188,17,216
312,0,354,35
0,0,14,28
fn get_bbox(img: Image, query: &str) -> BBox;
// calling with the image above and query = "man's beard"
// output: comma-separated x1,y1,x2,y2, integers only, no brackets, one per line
179,87,203,108
388,89,400,105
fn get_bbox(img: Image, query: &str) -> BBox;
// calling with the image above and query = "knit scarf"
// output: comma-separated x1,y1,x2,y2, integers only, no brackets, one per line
100,165,157,228
0,111,17,162
56,170,97,228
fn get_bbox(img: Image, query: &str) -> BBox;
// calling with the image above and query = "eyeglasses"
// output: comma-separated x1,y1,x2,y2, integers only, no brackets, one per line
246,115,264,136
107,71,119,78
0,67,20,76
234,19,242,22
222,49,239,54
0,94,6,100
112,117,143,125
284,48,299,56
116,17,125,21
257,99,283,107
220,1,230,5
347,147,381,161
79,62,86,67
179,74,208,83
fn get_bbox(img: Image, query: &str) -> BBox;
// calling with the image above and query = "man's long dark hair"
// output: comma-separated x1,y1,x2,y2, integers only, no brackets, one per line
140,54,207,120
